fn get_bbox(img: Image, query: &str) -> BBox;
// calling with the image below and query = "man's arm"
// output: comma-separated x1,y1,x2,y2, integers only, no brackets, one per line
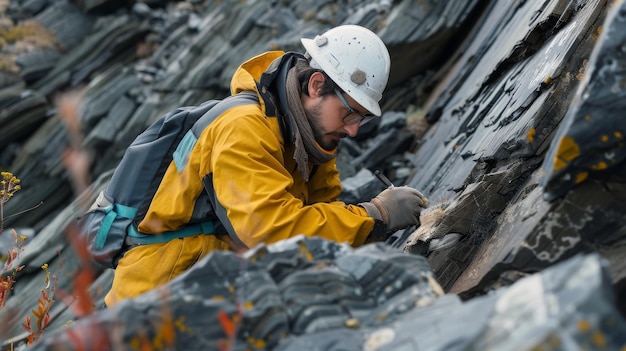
203,107,374,249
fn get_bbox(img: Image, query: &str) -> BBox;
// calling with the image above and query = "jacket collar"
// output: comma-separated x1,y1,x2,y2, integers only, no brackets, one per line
258,52,307,144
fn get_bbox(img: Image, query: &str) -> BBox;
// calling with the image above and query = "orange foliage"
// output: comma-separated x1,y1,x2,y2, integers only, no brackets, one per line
217,304,243,351
55,223,96,318
218,309,236,338
22,278,54,344
0,231,25,308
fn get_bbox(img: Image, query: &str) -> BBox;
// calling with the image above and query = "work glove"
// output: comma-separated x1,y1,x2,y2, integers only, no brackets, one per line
360,186,429,237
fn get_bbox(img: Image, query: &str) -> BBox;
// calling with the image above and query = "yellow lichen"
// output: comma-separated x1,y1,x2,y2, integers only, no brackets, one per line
247,337,267,349
553,136,580,171
527,128,536,142
577,60,588,80
575,172,588,184
0,21,57,49
175,316,190,333
592,25,603,41
591,161,608,170
548,334,561,347
592,331,606,348
578,319,591,332
297,242,313,260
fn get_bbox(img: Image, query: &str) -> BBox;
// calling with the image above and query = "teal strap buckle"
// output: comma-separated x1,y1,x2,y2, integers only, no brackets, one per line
94,203,138,250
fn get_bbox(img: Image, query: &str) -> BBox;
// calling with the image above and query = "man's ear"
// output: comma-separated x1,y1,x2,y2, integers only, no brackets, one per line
307,72,326,98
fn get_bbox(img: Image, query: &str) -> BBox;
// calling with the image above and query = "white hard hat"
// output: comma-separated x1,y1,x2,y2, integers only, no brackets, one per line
300,25,391,116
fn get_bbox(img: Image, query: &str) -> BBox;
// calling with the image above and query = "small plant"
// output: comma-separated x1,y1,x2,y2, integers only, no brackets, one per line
0,231,25,308
0,170,58,345
0,171,21,234
0,172,24,309
22,263,56,344
217,302,245,351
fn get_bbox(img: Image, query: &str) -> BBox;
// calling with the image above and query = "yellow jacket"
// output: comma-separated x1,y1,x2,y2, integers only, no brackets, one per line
105,51,375,305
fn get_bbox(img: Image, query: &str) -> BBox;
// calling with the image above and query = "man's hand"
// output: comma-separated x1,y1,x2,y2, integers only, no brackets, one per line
360,186,429,232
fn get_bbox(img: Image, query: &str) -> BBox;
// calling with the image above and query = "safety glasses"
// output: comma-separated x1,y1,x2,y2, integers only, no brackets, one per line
335,89,376,125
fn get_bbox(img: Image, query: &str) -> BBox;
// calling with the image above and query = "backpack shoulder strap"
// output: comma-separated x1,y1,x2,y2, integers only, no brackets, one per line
172,92,259,173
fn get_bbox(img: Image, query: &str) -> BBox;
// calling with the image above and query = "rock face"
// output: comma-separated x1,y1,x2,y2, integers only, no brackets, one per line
0,0,625,350
29,237,444,350
400,0,626,306
24,239,626,351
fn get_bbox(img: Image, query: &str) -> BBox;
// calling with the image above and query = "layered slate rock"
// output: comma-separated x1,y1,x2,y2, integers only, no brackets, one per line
403,0,626,308
276,254,626,351
27,237,443,350
28,244,626,351
541,0,626,201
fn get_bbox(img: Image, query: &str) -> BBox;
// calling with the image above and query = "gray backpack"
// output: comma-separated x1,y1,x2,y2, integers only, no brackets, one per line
80,93,258,268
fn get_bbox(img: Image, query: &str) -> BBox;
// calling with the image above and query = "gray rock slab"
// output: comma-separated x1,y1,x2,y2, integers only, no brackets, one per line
0,88,48,147
31,13,133,96
340,168,387,205
404,0,615,292
450,164,626,297
351,128,415,170
2,116,74,229
26,237,442,350
35,0,94,50
20,0,51,15
381,0,485,87
74,0,124,14
83,94,137,149
275,254,626,351
15,49,61,84
79,72,141,130
541,0,626,201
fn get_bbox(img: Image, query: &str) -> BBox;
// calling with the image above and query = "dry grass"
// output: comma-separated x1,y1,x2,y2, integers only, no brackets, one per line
0,18,59,74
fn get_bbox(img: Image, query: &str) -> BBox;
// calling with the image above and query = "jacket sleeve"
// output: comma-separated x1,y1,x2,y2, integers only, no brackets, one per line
307,160,342,203
201,107,374,249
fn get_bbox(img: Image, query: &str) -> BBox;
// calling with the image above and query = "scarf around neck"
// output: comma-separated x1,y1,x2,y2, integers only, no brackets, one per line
284,59,336,181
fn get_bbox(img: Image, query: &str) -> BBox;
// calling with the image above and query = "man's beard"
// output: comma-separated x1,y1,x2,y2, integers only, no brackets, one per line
306,102,344,151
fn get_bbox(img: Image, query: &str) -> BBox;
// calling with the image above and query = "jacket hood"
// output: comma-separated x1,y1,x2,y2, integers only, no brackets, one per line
230,51,284,97
230,51,307,144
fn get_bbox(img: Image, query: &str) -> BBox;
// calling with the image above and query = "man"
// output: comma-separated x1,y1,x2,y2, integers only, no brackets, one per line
105,25,428,306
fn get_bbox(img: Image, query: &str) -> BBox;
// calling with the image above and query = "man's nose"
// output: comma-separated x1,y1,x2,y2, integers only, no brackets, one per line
343,123,360,137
